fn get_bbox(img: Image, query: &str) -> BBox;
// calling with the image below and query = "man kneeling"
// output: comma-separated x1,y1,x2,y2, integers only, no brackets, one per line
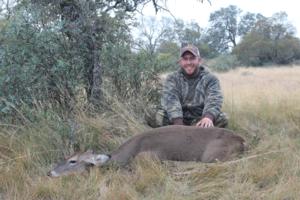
145,44,228,128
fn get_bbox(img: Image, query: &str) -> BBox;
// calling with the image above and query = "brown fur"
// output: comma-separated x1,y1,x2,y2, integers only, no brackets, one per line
110,125,245,166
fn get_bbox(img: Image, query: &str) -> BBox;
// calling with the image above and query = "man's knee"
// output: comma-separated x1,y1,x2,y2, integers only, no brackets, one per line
144,106,169,128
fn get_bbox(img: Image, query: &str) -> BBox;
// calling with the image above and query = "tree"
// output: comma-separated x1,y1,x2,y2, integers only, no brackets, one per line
206,5,241,53
205,5,266,55
0,0,211,120
0,0,16,19
233,12,300,65
0,0,168,112
134,17,213,69
135,16,171,57
238,12,265,36
36,0,165,107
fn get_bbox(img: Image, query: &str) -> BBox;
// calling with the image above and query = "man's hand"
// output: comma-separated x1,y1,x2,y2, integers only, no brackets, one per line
196,117,214,128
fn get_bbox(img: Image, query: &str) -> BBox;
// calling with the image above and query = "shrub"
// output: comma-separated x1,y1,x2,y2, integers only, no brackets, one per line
206,54,240,72
0,8,86,121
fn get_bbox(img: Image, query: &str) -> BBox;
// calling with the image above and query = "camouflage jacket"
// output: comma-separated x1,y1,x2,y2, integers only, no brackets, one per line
161,66,223,122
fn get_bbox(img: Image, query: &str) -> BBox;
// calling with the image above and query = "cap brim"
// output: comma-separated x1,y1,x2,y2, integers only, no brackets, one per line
180,50,198,57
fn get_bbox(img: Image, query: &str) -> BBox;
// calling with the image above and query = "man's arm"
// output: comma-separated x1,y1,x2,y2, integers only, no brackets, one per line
197,74,223,127
161,75,184,124
203,74,223,118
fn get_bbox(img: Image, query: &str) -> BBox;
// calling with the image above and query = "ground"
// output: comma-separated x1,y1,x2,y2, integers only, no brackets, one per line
1,66,300,200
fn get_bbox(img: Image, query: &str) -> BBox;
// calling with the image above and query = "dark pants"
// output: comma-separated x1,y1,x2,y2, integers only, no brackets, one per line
145,106,228,128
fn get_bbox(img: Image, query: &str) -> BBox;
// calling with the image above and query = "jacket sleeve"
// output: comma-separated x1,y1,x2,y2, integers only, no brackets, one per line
161,74,183,121
203,74,223,120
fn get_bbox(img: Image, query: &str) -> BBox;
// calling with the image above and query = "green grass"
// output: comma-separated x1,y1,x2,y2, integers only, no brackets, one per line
1,66,300,200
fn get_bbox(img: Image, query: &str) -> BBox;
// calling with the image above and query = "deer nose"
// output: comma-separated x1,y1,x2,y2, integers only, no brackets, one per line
47,170,60,177
47,171,52,177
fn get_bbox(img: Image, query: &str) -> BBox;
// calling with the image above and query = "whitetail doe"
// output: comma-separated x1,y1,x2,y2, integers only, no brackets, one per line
48,125,246,177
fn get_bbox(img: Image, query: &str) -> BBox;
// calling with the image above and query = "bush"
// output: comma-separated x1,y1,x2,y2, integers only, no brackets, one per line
233,31,300,66
0,8,87,121
206,54,240,72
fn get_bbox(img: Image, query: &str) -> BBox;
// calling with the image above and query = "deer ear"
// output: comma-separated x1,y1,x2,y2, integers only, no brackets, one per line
82,153,110,166
94,154,110,166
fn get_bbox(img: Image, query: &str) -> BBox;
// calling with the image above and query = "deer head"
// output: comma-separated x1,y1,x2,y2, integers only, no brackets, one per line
47,150,110,177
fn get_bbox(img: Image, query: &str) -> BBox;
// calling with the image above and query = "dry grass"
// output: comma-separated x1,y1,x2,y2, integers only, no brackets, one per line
1,66,300,199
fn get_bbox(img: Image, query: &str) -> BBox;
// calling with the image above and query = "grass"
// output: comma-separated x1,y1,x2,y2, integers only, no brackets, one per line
1,66,300,199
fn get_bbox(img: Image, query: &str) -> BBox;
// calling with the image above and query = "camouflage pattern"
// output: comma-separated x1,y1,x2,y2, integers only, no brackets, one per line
180,44,200,57
213,112,228,128
161,66,224,124
144,106,170,128
145,106,228,128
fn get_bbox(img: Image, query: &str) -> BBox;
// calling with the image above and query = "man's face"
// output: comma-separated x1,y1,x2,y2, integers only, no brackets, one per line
179,52,201,75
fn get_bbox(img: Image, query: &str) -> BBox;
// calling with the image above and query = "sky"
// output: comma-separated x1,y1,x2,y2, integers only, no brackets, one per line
139,0,300,37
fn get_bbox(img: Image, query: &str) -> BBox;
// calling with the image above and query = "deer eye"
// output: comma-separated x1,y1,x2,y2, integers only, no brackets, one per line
69,160,77,164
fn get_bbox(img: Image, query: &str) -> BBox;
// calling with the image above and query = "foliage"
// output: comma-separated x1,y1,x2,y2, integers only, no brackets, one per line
205,5,277,57
233,12,300,66
0,1,158,121
101,43,160,99
0,7,85,120
206,54,239,72
206,5,241,53
238,12,265,36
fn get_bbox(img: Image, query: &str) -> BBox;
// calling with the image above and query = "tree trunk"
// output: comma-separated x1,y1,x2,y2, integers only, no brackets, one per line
60,0,103,108
89,43,103,107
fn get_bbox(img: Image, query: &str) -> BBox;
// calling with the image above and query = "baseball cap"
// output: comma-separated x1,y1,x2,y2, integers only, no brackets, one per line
180,44,200,57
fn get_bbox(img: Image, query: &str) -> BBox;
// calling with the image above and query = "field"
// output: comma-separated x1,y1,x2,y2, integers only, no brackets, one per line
1,66,300,200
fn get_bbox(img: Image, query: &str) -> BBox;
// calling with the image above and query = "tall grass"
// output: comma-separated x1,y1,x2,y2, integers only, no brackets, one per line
1,66,300,199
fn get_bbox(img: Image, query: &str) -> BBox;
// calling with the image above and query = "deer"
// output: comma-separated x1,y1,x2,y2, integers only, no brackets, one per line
48,125,246,177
